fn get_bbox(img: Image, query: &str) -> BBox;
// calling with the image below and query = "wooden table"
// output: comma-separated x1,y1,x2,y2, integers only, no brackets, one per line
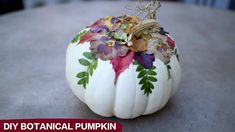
0,1,235,132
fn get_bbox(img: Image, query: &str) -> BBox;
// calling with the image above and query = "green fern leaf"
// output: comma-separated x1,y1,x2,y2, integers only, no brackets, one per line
76,52,98,89
71,29,90,43
79,59,90,66
83,52,94,60
133,61,158,96
76,72,87,78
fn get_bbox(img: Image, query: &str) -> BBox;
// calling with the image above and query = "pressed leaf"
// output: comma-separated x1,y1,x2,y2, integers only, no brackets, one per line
166,34,175,49
89,19,104,28
174,48,177,54
167,65,171,69
86,73,89,84
145,89,152,95
111,51,134,82
93,60,98,69
147,70,157,75
136,65,144,71
83,52,94,60
79,59,90,66
139,76,148,84
77,53,98,89
141,82,149,90
71,35,79,43
112,32,127,41
83,82,86,88
141,84,146,90
133,61,138,65
78,78,86,85
135,61,158,95
131,37,148,52
89,59,98,76
76,72,87,78
89,66,94,76
149,82,154,89
148,77,157,82
143,82,154,95
89,19,106,33
71,30,90,43
174,48,180,62
79,32,97,44
166,64,171,80
176,54,179,61
150,66,156,70
138,71,146,78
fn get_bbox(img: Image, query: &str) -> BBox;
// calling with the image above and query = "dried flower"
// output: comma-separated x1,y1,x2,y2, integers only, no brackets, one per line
134,52,155,69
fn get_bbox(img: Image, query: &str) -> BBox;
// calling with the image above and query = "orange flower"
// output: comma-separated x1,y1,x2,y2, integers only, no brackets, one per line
130,37,148,52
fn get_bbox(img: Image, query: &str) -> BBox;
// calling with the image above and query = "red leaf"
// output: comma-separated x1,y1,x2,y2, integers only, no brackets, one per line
88,19,104,28
166,34,175,49
110,51,134,83
78,32,97,44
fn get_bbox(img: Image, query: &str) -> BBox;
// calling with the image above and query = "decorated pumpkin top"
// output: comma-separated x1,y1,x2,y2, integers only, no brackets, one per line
70,0,179,95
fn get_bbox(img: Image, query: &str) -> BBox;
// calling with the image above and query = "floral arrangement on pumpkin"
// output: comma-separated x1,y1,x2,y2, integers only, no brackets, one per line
71,0,179,95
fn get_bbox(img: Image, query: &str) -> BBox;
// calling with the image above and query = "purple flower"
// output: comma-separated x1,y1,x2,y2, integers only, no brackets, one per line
134,52,155,69
97,44,112,55
100,36,110,42
113,42,122,49
90,38,113,60
111,17,119,24
110,17,120,32
90,25,107,33
113,42,129,57
90,37,129,60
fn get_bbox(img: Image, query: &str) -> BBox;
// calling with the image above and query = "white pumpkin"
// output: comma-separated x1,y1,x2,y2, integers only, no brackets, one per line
66,30,181,119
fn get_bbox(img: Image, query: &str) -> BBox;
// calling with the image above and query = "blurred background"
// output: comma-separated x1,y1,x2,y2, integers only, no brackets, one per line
0,0,234,15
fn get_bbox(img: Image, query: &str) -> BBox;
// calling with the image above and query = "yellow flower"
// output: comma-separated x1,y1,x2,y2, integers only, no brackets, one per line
105,16,114,30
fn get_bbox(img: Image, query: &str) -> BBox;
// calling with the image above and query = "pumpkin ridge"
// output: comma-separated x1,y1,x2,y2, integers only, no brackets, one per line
142,63,156,114
155,59,168,111
84,58,99,113
112,69,118,117
169,55,181,96
131,63,138,118
143,59,165,114
143,92,150,115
